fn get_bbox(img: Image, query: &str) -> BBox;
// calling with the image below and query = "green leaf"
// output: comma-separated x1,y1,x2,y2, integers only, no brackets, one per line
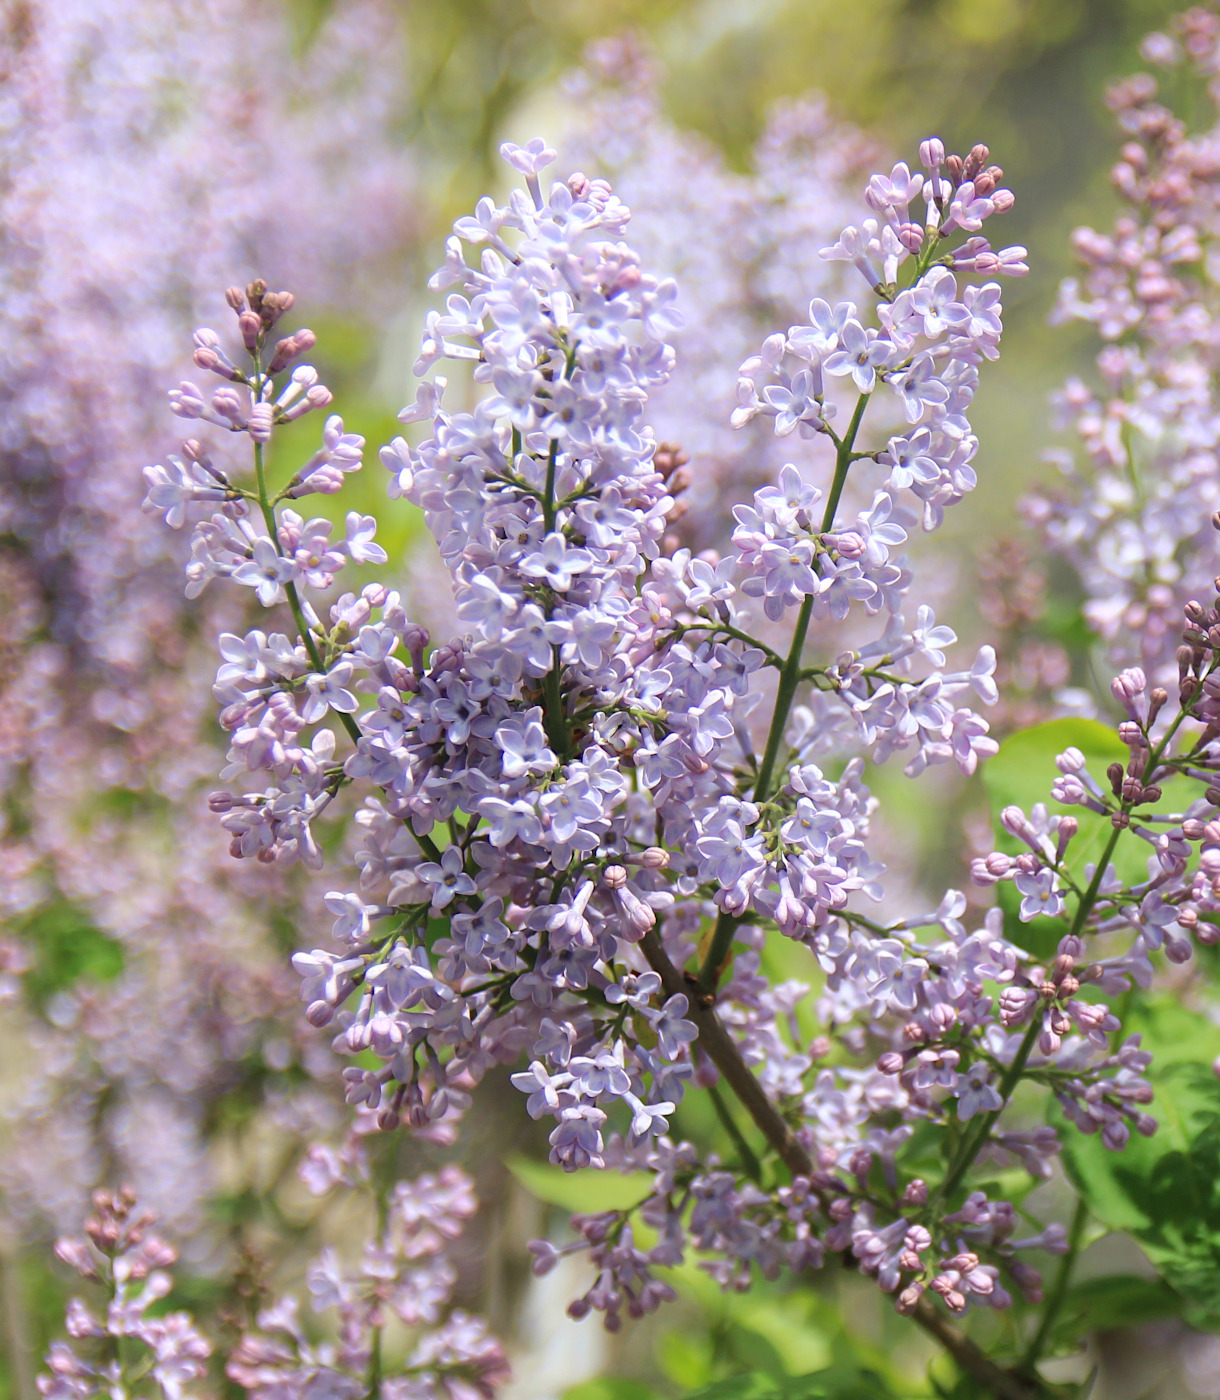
19,898,124,1004
982,719,1191,957
1054,997,1220,1325
563,1381,660,1400
505,1154,648,1212
683,1365,896,1400
1056,1274,1185,1336
658,1329,716,1390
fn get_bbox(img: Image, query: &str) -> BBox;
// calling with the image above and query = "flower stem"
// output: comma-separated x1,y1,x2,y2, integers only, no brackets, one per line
639,927,1046,1400
539,436,570,756
698,394,874,994
935,1014,1041,1208
542,438,559,532
751,390,870,809
253,440,361,743
1021,1196,1088,1372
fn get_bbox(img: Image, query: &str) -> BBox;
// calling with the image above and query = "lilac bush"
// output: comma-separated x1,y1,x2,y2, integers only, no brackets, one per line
27,8,1220,1399
1028,6,1220,687
0,0,415,1253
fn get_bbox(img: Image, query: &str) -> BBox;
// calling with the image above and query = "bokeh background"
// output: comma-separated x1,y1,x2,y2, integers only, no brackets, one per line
0,0,1210,1397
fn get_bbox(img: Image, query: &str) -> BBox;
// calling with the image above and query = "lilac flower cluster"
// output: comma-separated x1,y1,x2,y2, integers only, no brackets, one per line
124,114,1220,1400
39,1189,211,1400
41,1171,507,1400
1028,7,1220,685
971,593,1220,1134
0,0,416,1252
229,1164,507,1400
556,36,880,549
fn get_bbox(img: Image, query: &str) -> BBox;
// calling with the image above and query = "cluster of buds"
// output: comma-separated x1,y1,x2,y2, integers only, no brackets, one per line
41,1190,211,1400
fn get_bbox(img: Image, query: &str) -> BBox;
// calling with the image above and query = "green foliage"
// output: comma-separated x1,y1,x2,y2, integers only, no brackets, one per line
680,1363,897,1400
1055,997,1220,1327
506,1153,649,1212
983,717,1120,956
18,898,124,1005
565,1381,662,1400
1055,1274,1186,1337
982,718,1191,957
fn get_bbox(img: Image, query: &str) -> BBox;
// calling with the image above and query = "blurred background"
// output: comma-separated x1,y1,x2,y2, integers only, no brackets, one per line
0,0,1209,1396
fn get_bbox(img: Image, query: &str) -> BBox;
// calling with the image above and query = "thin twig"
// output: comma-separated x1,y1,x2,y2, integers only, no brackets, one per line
637,928,1048,1400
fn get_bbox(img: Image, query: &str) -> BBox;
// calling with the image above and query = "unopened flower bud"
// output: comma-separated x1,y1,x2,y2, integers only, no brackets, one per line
896,1282,925,1315
901,1179,928,1207
306,1000,335,1028
238,309,262,351
877,1052,904,1075
919,137,945,170
248,402,274,443
260,289,295,326
1055,747,1086,774
1050,953,1075,982
898,222,924,253
601,864,627,890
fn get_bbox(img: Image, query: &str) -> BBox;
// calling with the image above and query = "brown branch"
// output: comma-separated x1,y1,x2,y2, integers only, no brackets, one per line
637,927,1047,1400
639,927,812,1178
914,1298,1043,1400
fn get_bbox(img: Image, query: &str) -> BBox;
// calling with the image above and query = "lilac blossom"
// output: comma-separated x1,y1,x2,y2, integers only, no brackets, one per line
1028,10,1220,686
125,101,1220,1400
0,0,418,1258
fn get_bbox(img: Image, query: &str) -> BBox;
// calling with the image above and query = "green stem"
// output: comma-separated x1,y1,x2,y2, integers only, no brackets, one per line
252,441,360,742
936,1014,1041,1207
750,595,814,807
819,392,871,535
542,438,559,532
1022,1197,1088,1372
698,911,743,993
367,1326,383,1400
543,650,570,759
416,830,443,863
707,1082,763,1183
750,391,870,808
1065,824,1122,940
538,436,571,756
674,621,784,669
697,394,874,995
